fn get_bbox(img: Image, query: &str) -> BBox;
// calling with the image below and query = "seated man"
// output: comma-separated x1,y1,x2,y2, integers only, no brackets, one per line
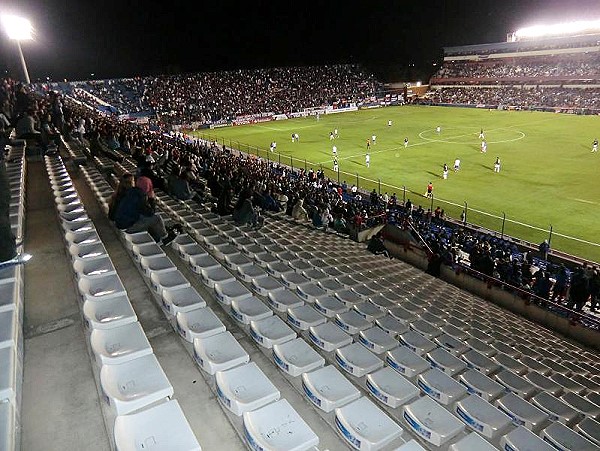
233,189,263,229
15,109,42,143
111,173,178,245
367,232,390,258
167,166,201,202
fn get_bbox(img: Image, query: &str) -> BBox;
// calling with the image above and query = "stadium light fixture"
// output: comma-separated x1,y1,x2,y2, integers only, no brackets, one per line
1,14,33,84
515,19,600,40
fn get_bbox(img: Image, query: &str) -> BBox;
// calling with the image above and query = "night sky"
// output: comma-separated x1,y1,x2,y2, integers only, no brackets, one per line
2,0,600,82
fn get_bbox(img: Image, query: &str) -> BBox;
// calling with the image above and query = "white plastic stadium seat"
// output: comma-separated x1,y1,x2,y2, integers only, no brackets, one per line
242,399,319,451
365,367,419,408
576,417,600,447
454,394,512,439
457,369,505,402
215,362,280,416
193,331,249,375
286,305,326,330
334,396,403,450
402,395,465,447
77,273,126,303
176,307,226,343
385,346,430,379
448,432,497,451
249,315,296,349
358,326,399,354
272,338,325,377
301,365,360,413
541,421,598,451
230,296,272,325
90,321,152,366
113,399,201,451
417,368,468,406
530,392,579,424
82,295,137,330
161,286,207,316
214,279,252,306
308,322,352,352
500,426,554,451
334,342,383,377
100,353,173,415
495,392,549,432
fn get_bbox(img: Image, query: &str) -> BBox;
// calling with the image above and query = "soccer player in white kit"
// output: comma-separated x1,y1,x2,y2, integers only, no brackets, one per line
332,145,337,156
436,126,441,134
443,163,449,179
454,158,460,171
479,128,485,139
371,134,376,144
404,137,409,148
593,138,598,152
481,140,487,153
365,153,370,168
333,156,339,172
334,129,338,138
388,120,392,127
494,156,501,172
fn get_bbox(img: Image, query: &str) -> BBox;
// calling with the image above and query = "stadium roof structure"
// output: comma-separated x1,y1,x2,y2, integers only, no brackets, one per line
443,32,600,59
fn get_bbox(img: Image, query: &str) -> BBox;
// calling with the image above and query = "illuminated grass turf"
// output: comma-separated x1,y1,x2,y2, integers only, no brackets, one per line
190,105,600,262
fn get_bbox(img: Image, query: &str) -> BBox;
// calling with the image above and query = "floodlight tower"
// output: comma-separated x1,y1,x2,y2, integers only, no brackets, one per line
1,14,33,84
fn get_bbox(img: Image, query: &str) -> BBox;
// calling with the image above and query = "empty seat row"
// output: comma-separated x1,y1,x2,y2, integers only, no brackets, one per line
48,158,201,451
1,142,27,451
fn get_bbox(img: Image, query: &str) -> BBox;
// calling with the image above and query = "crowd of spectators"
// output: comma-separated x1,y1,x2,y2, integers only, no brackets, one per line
70,78,150,114
425,86,600,110
46,64,384,127
51,91,389,237
0,78,70,265
386,199,600,314
432,54,600,81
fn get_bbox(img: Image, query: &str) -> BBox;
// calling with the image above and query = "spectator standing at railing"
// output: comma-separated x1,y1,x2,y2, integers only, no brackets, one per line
539,239,550,261
566,265,590,312
589,267,600,312
552,264,569,302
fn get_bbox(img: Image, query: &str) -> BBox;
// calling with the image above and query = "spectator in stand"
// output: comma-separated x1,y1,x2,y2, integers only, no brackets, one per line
15,109,41,141
110,172,178,245
291,198,308,221
233,188,263,229
167,166,202,203
367,232,391,258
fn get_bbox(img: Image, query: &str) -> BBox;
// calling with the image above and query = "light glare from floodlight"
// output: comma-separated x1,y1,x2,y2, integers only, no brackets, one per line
1,15,33,40
515,19,600,39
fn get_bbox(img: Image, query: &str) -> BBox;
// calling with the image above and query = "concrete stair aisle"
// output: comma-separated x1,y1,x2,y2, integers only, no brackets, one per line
20,159,110,451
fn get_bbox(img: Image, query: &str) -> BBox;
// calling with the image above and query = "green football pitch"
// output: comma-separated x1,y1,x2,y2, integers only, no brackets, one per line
189,105,600,263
